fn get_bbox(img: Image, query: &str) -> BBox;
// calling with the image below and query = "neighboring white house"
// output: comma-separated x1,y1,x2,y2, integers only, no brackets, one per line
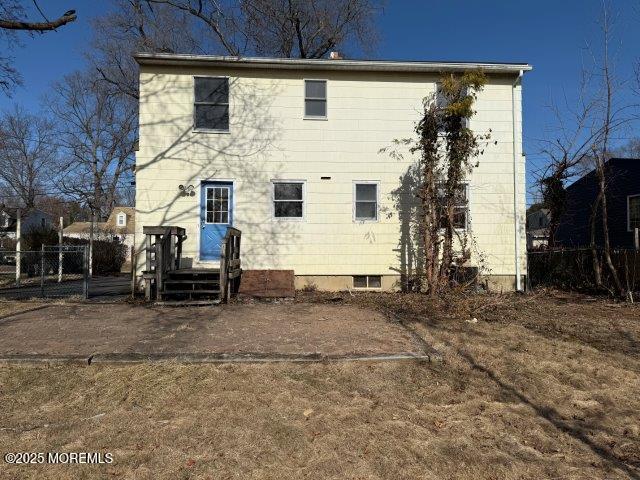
134,53,531,291
64,207,136,262
0,207,53,247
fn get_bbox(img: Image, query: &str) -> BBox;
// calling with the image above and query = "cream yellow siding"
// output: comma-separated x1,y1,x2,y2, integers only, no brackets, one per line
135,64,527,289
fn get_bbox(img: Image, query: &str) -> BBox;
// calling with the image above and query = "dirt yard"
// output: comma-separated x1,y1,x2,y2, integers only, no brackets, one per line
0,301,422,357
0,291,639,479
0,299,47,319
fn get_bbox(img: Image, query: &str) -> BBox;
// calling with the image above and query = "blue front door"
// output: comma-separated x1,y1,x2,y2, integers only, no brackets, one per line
200,181,233,261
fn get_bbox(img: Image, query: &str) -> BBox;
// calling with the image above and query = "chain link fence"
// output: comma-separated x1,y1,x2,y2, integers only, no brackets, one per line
0,246,88,299
528,248,640,295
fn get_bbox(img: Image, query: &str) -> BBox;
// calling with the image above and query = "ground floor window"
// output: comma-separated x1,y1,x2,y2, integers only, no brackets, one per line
353,275,382,289
273,181,304,219
437,183,469,230
354,182,378,221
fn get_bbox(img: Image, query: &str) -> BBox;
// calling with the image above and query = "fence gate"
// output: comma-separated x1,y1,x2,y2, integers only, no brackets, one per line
0,246,89,300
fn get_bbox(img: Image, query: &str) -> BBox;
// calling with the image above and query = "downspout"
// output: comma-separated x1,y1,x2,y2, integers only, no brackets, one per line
512,70,524,291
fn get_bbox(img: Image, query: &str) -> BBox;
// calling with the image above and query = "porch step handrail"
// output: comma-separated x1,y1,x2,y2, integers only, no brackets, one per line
143,226,186,300
219,227,242,302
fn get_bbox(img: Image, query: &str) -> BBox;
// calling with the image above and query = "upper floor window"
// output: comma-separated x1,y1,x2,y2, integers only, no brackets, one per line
435,82,469,129
194,77,229,131
354,182,378,221
628,194,640,231
304,80,327,118
117,212,126,227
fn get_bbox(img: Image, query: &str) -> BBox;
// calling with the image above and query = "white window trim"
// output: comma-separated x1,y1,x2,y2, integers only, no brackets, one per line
271,180,306,221
352,275,382,290
204,186,231,225
627,193,640,232
437,182,471,232
303,79,328,120
116,213,126,227
353,180,380,223
193,75,231,134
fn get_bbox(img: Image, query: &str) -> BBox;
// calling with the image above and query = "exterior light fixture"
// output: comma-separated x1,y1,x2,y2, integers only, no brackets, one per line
179,184,196,197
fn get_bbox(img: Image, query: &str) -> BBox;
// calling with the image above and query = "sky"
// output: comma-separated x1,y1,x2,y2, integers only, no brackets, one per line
4,0,640,204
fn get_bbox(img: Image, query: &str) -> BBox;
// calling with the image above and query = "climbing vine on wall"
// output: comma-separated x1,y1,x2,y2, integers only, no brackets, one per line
384,70,491,294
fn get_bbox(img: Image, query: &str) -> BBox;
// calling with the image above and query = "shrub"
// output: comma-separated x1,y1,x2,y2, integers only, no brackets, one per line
63,237,126,274
22,226,59,251
15,227,126,275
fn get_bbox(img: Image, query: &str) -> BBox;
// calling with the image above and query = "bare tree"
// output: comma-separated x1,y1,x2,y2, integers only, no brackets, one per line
0,106,59,209
240,0,379,58
536,73,603,247
537,3,637,297
145,0,381,58
144,0,244,55
0,1,77,95
92,0,382,99
47,71,137,220
88,0,200,99
612,137,640,157
587,5,625,296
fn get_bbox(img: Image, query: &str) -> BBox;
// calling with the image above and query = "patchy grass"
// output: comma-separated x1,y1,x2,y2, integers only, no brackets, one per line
1,291,639,479
0,299,47,319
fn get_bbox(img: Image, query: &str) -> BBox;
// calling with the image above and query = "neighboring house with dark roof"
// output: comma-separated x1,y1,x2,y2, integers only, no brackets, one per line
64,207,136,260
0,206,53,247
555,158,640,249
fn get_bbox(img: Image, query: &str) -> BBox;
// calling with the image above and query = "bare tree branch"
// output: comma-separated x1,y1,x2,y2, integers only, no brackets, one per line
0,10,76,31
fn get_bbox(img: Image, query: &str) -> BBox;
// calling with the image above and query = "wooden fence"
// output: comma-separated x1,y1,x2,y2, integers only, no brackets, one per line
528,248,640,294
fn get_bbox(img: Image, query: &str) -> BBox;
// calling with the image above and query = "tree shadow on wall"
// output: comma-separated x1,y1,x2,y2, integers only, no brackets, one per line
134,73,298,270
388,163,424,292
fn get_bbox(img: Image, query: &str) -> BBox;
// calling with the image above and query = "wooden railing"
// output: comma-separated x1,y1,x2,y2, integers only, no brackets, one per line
142,226,186,300
219,227,242,302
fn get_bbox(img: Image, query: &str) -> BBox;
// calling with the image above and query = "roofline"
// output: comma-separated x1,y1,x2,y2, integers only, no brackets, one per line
134,53,532,74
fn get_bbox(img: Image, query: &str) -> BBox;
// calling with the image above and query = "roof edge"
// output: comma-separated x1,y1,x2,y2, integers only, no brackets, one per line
134,53,532,74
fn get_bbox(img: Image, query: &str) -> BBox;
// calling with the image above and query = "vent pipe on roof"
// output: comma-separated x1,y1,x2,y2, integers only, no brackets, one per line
329,51,343,60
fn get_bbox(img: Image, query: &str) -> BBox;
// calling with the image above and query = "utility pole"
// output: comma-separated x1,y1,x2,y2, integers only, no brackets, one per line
58,216,64,282
15,208,21,286
89,211,95,277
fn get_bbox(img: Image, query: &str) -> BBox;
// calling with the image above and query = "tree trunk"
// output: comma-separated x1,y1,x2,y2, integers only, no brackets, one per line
595,158,624,296
589,190,603,288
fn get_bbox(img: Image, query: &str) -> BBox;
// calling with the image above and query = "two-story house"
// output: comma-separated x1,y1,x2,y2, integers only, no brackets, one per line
134,53,531,292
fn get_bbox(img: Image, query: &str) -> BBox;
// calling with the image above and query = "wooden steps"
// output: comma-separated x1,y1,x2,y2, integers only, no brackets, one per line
160,268,221,301
143,225,241,303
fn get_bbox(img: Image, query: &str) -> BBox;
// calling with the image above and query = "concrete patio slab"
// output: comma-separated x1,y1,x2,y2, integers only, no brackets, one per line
0,302,434,361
